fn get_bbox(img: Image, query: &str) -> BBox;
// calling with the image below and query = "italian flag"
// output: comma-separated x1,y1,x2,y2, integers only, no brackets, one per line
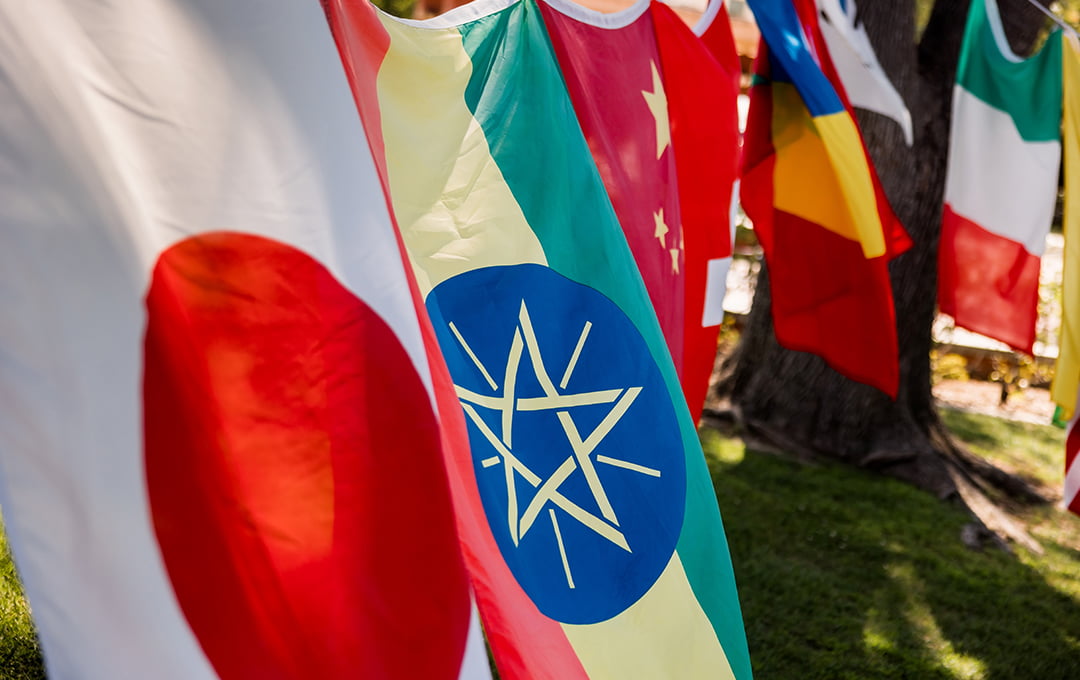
325,0,751,678
939,0,1063,354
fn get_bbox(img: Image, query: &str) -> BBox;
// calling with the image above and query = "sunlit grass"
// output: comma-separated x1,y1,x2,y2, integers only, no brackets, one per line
701,412,1080,679
0,510,44,679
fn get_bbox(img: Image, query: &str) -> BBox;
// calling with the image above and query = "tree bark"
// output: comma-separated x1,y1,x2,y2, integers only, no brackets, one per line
713,0,1054,512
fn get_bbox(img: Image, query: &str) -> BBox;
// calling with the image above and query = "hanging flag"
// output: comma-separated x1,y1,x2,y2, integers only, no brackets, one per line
0,1,488,678
1066,408,1080,514
742,0,911,397
1055,34,1080,516
323,0,751,678
693,0,746,349
695,0,747,332
939,0,1063,354
817,0,913,145
1054,33,1080,421
536,0,739,422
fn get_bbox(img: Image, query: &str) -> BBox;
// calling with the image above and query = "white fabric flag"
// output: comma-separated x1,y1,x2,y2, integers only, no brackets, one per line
0,1,488,678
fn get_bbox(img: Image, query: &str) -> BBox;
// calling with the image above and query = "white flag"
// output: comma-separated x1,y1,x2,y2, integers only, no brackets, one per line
818,0,914,145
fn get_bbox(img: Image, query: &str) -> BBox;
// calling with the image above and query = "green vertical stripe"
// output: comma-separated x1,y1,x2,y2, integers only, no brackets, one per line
956,0,1062,142
457,2,750,675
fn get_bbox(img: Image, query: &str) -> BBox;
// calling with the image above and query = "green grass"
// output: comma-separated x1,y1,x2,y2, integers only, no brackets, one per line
0,512,44,679
701,414,1080,680
2,411,1079,679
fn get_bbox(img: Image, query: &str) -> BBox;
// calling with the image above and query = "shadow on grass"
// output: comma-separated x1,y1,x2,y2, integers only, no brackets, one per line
701,429,1080,680
938,408,1064,485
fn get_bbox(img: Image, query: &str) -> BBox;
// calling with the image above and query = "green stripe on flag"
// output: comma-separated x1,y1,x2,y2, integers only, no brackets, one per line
457,2,750,673
956,0,1062,142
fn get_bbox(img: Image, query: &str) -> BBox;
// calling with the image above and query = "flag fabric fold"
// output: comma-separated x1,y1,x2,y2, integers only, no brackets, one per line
1055,34,1080,517
939,0,1063,354
537,0,740,422
323,0,752,677
817,0,913,145
0,1,485,678
1054,33,1080,422
741,0,911,397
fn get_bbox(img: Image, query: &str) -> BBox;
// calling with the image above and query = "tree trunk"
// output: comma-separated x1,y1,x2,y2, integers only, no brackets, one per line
713,0,1054,520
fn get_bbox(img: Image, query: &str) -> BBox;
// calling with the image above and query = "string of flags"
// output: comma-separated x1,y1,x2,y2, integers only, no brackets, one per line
1,0,1080,678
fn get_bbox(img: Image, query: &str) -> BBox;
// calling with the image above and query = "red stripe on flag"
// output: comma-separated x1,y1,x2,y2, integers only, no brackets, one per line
322,0,393,194
768,210,900,396
322,4,586,678
1066,420,1080,515
651,1,739,421
939,204,1040,354
145,233,470,680
539,2,685,377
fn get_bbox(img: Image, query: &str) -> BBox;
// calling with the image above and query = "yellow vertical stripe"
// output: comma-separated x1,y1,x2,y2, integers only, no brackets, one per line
375,14,547,296
1053,35,1080,418
561,553,736,680
771,83,886,258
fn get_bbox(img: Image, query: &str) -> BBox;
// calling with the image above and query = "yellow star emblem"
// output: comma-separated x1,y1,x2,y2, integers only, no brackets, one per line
641,61,670,160
670,226,683,274
653,208,669,248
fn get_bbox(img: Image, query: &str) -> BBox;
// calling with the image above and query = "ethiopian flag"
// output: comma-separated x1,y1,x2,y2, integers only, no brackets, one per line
940,0,1062,354
324,0,751,678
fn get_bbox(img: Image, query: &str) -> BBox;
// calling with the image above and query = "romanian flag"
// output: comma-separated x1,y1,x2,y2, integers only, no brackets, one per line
324,0,751,678
940,0,1062,354
538,0,741,422
742,0,911,397
0,1,487,678
1056,35,1080,516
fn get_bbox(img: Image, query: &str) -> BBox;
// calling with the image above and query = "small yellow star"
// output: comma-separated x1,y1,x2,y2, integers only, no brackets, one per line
653,208,669,248
670,248,681,275
641,61,671,160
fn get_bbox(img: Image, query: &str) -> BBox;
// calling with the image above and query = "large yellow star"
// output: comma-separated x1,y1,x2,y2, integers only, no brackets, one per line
653,208,669,248
641,61,671,160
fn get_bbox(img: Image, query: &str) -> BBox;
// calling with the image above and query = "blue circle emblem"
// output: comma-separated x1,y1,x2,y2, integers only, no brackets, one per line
427,264,686,624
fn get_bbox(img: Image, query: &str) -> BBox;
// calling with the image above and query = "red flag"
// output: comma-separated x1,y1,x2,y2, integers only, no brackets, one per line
741,0,910,397
539,0,740,421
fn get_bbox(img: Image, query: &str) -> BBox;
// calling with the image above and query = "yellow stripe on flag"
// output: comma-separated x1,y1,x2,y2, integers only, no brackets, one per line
376,14,547,296
1054,34,1080,418
771,83,885,258
561,552,736,680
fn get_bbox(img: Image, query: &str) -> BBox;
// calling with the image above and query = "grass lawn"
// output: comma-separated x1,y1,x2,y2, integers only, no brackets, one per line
702,408,1080,679
2,409,1079,679
0,511,44,679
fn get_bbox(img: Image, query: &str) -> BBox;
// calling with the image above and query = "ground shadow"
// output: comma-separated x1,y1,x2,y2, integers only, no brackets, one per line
701,428,1080,679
